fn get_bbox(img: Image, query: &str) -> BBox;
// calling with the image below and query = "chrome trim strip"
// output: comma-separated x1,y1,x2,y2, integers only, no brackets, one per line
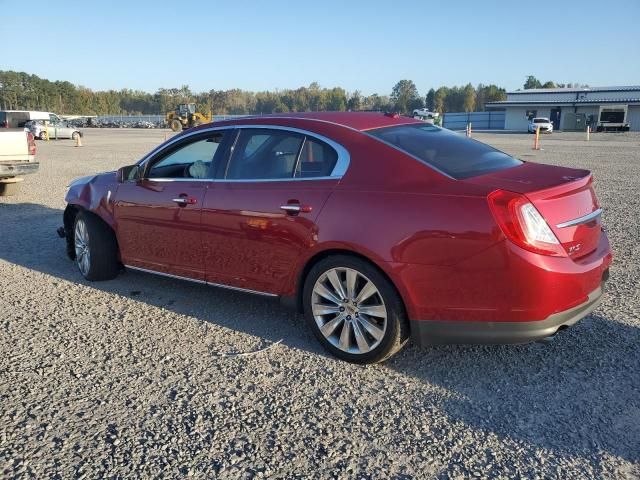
556,208,603,228
280,205,301,212
125,265,278,297
292,136,306,178
147,178,212,182
206,281,278,297
126,265,207,284
212,176,339,183
132,176,339,184
139,124,350,179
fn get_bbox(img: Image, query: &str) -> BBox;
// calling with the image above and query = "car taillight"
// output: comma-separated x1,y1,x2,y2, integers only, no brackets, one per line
488,189,566,257
27,132,36,156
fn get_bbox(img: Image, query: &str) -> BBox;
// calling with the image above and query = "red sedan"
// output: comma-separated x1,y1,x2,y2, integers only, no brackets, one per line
61,112,612,363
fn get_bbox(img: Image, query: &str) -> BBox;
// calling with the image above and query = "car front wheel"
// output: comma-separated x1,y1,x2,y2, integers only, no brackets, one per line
303,255,409,363
73,211,120,281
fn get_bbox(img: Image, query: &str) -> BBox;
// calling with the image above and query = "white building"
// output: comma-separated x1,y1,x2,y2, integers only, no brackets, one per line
486,86,640,132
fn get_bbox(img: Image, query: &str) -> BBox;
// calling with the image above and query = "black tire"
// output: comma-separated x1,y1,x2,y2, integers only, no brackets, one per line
72,131,79,140
302,255,409,364
0,181,20,196
73,211,120,281
170,119,183,132
39,131,47,140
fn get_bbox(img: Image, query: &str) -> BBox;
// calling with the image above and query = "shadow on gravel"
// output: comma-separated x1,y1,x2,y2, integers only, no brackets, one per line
2,202,639,464
387,315,640,464
0,202,324,357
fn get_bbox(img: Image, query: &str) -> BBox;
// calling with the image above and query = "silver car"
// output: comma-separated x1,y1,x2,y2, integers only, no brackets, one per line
26,120,82,140
528,117,553,134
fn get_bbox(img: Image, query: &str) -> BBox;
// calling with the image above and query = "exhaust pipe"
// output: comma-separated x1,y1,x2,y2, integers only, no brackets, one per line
537,325,570,344
537,335,556,344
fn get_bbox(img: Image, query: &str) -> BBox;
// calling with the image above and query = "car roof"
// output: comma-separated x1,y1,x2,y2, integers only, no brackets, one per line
218,111,423,132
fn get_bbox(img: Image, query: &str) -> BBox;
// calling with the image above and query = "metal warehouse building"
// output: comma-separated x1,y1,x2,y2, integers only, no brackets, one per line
486,85,640,132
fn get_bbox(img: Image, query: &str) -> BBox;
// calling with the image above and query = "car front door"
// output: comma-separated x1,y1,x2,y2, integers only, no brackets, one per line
113,130,230,280
201,127,344,294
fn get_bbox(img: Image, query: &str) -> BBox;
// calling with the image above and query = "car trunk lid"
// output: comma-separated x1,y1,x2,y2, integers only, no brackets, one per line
469,162,602,259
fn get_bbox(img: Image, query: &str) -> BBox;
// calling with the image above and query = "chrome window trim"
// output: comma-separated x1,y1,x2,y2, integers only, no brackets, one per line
145,178,212,182
292,136,307,178
138,124,350,180
134,176,340,184
125,265,278,297
211,176,340,183
556,208,603,228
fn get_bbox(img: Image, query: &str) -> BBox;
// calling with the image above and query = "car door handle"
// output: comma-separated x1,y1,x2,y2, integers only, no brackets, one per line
172,197,197,206
280,203,312,214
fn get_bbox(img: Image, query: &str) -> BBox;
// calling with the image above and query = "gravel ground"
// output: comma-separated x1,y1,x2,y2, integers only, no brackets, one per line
1,129,639,479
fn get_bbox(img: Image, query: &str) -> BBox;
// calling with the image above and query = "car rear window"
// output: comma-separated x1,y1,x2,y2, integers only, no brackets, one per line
533,118,549,123
367,124,522,179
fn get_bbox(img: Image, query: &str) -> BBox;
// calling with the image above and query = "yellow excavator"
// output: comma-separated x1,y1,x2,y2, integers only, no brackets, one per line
165,103,212,132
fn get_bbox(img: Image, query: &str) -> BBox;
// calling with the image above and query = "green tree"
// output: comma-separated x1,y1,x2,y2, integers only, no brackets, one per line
475,84,506,111
524,75,542,89
425,88,435,111
391,79,420,114
462,83,476,112
541,81,556,88
434,87,449,113
326,87,347,111
347,90,362,111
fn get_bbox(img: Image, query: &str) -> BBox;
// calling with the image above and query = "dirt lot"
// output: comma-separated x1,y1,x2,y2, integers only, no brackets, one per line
1,129,639,478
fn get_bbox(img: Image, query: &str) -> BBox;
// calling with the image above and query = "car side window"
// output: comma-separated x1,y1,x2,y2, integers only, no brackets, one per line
148,133,226,179
226,129,304,180
294,138,338,178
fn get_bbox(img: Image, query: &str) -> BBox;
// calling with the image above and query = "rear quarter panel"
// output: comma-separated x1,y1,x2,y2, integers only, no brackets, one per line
303,188,499,316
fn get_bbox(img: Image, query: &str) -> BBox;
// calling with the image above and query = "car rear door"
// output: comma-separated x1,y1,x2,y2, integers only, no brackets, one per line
201,127,345,294
113,130,231,280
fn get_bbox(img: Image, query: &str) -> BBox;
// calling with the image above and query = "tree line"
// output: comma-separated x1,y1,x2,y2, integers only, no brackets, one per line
0,70,580,116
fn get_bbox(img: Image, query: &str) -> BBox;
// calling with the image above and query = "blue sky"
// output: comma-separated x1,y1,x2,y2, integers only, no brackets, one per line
1,0,638,96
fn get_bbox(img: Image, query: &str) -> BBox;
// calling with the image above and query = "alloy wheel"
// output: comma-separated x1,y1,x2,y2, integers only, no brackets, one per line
311,267,387,354
74,219,91,276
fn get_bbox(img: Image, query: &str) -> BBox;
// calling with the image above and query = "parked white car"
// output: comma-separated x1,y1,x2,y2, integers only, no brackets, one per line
26,120,82,140
528,117,553,133
413,108,439,119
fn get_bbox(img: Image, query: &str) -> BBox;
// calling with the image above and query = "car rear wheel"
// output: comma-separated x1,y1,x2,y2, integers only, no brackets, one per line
72,132,80,140
303,255,409,363
73,212,119,281
39,131,47,140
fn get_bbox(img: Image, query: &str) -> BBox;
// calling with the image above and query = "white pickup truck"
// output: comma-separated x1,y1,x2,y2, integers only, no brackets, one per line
0,130,38,195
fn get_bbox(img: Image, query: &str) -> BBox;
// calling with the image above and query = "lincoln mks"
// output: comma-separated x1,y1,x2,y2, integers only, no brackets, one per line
61,112,611,363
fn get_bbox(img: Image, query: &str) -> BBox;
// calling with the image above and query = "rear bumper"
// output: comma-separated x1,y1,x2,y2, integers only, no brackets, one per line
410,283,605,346
0,162,39,178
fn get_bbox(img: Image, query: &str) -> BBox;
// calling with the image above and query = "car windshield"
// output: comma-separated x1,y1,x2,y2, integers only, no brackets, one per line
533,118,549,123
367,124,522,179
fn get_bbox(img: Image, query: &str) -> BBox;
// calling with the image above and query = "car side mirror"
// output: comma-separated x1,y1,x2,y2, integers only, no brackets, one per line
117,164,141,183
